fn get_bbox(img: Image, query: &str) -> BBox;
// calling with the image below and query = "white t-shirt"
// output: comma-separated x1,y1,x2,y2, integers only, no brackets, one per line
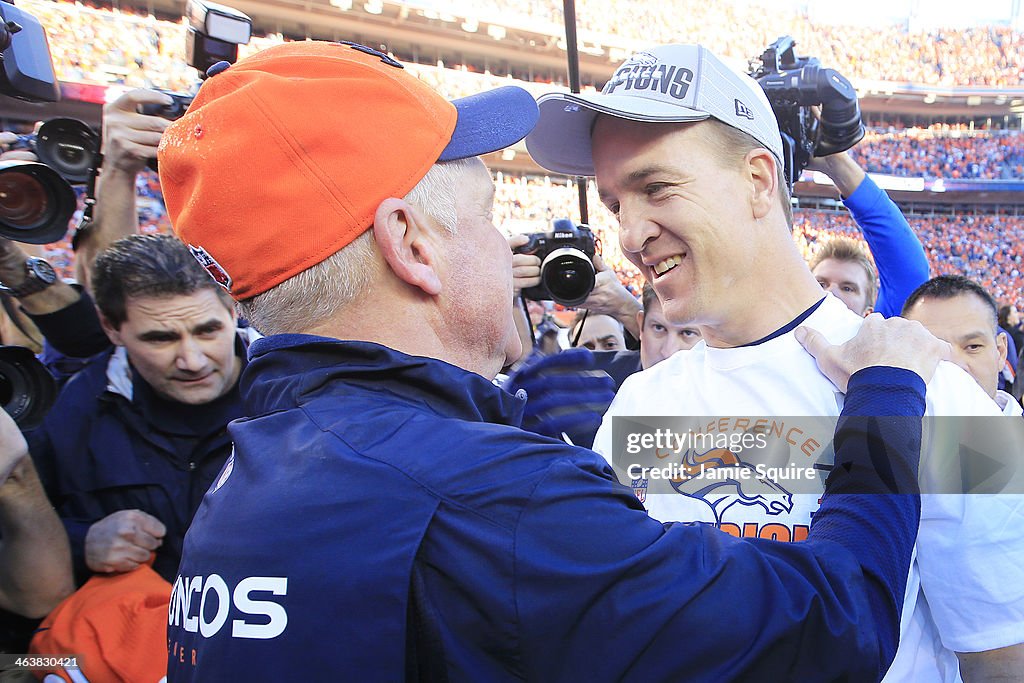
594,294,1024,682
996,390,1023,417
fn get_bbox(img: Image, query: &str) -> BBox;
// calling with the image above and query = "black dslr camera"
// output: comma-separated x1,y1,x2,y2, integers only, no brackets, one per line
10,117,100,185
750,36,865,188
140,90,195,120
140,91,195,172
0,345,56,430
514,219,597,307
0,1,61,428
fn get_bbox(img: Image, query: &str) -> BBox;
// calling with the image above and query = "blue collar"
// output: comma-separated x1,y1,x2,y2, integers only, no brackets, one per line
738,296,826,348
244,335,527,427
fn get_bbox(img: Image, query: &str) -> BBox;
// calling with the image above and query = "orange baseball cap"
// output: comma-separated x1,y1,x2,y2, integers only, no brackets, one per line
158,40,539,300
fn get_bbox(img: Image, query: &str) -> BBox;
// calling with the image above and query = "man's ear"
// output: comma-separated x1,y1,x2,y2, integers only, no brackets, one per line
997,330,1009,368
99,312,123,347
372,198,443,296
862,306,874,318
747,148,779,220
636,310,645,333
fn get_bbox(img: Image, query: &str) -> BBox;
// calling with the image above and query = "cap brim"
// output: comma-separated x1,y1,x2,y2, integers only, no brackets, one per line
525,92,710,176
440,86,540,161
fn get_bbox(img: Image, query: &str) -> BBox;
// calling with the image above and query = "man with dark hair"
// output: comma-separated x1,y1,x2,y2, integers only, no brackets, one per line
569,312,626,351
903,275,1019,415
28,233,256,583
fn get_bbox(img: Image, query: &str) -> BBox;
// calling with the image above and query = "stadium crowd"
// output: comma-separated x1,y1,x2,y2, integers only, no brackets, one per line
851,126,1024,180
34,169,1024,313
20,0,1024,91
0,14,1023,680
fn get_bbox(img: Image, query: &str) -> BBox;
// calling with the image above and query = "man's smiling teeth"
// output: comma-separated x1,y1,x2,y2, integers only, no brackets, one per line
654,254,685,276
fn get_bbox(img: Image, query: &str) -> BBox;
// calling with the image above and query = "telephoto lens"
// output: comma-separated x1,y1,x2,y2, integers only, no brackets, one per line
0,160,76,244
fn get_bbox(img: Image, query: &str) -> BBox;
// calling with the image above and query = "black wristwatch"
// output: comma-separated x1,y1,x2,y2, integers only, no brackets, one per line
0,257,58,297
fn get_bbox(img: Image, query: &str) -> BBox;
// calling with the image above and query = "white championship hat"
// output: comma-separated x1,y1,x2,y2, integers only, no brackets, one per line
526,44,784,176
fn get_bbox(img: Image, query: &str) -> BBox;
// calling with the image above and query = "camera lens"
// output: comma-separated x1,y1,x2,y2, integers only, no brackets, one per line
0,161,77,244
541,248,596,307
0,346,57,431
35,118,99,185
0,171,48,227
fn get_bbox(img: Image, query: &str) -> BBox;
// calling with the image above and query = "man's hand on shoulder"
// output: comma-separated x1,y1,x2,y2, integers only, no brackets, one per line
796,313,951,392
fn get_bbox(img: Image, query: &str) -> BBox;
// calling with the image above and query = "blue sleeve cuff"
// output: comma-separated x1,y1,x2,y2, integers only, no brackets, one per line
845,366,926,417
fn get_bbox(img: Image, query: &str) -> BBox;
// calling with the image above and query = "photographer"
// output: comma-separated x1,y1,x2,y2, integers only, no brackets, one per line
0,89,178,380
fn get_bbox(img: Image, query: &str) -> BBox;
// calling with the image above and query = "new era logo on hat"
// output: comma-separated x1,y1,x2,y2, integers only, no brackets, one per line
525,44,783,177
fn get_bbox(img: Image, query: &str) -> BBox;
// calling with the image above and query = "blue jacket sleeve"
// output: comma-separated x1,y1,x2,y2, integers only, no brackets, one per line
24,288,110,359
844,175,929,318
512,366,924,682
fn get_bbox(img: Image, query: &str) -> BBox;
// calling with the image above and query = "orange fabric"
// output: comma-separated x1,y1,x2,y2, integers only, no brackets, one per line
29,565,171,683
158,40,458,300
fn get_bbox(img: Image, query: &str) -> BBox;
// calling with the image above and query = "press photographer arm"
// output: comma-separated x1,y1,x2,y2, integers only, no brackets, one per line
77,89,172,267
0,409,73,618
581,252,641,338
807,148,929,318
0,237,77,314
0,237,109,360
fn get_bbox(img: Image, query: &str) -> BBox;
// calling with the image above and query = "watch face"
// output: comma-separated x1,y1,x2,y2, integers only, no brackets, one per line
28,258,57,284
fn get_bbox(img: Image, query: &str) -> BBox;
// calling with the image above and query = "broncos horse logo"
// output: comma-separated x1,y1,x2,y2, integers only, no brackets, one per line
670,448,793,526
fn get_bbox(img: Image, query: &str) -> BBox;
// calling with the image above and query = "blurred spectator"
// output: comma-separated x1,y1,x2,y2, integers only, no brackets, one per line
903,275,1020,415
850,126,1024,180
569,312,625,351
1000,304,1024,354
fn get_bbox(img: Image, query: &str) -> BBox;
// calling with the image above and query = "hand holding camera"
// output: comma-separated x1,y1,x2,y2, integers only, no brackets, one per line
103,88,176,174
512,218,597,307
0,131,37,162
580,252,641,324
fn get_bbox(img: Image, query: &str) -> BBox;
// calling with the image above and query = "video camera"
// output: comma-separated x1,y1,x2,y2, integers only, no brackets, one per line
750,36,865,188
514,219,597,307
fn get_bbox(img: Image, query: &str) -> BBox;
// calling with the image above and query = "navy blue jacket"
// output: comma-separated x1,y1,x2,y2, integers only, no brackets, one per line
168,336,923,682
29,342,247,583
